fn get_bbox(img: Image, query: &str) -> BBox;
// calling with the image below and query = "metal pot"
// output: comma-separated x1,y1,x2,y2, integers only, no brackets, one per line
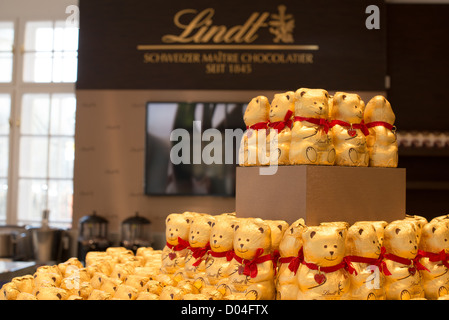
0,230,13,258
29,226,62,264
0,225,29,258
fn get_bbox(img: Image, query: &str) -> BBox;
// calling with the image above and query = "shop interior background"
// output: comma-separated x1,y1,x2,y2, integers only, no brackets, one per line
0,0,448,258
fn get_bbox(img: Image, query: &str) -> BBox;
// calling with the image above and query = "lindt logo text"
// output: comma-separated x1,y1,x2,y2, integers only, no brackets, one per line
161,5,295,44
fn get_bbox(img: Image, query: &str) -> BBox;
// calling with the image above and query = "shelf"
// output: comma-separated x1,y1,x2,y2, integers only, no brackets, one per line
399,147,449,157
406,181,449,191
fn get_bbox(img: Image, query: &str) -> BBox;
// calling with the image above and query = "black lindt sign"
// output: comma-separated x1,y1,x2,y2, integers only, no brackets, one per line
76,0,386,91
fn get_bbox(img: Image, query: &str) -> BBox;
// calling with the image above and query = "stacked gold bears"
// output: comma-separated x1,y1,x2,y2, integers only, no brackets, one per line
3,212,448,300
1,91,445,300
239,88,398,168
0,247,163,300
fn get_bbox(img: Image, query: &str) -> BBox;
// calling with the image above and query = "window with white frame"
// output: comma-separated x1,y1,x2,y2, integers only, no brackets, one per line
0,10,78,228
0,94,11,222
0,21,14,83
23,20,78,83
0,21,14,223
18,92,76,226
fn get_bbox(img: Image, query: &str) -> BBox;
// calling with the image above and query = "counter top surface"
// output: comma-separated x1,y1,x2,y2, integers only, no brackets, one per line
0,259,36,284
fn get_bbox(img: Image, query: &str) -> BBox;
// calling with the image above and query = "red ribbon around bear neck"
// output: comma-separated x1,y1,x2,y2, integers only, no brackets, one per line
302,257,357,276
188,242,211,267
246,121,269,130
344,246,389,276
232,248,274,278
294,116,330,134
365,121,395,131
272,250,280,275
419,249,449,269
278,247,304,275
209,249,235,262
268,110,293,132
166,237,190,253
383,250,430,276
328,119,370,136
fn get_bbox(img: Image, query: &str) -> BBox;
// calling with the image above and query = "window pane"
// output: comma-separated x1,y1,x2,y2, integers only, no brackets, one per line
47,179,73,225
50,94,76,135
17,179,73,226
0,94,10,178
23,52,53,83
0,94,9,222
19,137,48,178
0,21,14,51
0,179,7,223
0,52,13,82
49,137,74,178
21,94,50,135
17,179,48,224
23,52,78,83
0,21,14,82
24,21,53,52
52,51,78,83
54,21,79,51
0,94,10,135
23,20,78,83
0,137,9,177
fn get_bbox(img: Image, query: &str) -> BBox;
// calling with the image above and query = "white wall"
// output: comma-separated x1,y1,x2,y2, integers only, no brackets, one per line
0,0,78,19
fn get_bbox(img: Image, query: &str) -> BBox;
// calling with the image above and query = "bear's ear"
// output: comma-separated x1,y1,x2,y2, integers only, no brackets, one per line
432,226,437,233
334,93,346,102
207,221,213,227
395,228,401,235
290,227,295,234
358,228,364,236
167,218,171,223
334,92,347,102
300,91,306,97
324,91,329,99
310,231,316,239
277,224,283,231
258,227,265,233
234,225,239,231
338,231,344,238
286,94,290,100
296,220,306,228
